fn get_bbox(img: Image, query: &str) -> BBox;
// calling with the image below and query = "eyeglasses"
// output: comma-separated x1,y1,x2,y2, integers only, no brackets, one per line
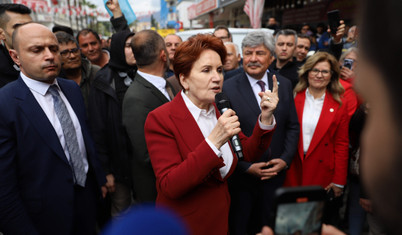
310,68,332,76
60,48,80,57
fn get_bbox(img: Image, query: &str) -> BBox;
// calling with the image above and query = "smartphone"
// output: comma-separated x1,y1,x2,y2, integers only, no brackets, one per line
343,58,354,70
327,10,340,34
270,186,326,235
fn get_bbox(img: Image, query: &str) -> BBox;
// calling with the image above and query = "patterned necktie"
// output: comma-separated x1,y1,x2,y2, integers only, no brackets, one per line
48,85,86,187
257,80,266,92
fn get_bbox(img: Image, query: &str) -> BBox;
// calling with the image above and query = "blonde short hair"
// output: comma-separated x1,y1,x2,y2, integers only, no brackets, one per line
294,51,344,104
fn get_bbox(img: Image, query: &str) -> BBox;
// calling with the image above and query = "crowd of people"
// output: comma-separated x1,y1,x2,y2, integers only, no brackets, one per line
0,0,401,234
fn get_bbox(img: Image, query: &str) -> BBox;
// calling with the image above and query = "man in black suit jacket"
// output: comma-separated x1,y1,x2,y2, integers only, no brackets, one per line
0,23,106,234
123,30,176,203
223,30,299,235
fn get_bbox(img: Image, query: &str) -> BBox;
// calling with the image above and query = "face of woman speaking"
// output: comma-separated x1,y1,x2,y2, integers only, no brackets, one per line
181,49,224,110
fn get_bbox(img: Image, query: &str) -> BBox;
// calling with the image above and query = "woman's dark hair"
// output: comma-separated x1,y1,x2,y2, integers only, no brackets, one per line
173,34,226,83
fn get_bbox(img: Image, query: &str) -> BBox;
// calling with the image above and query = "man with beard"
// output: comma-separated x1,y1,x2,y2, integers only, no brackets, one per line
55,31,100,108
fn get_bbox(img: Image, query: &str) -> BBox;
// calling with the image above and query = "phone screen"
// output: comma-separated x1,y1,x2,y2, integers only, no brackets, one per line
275,200,324,235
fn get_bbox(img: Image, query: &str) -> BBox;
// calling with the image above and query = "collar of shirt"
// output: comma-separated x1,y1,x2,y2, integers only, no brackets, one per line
305,88,325,101
245,70,269,105
181,90,216,121
20,72,58,96
137,70,171,100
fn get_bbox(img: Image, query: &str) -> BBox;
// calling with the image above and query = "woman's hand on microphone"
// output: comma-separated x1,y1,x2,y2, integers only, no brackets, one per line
208,108,241,149
259,75,279,125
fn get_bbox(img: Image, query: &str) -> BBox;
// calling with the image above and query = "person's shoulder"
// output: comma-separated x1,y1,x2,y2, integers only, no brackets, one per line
224,67,244,81
224,70,245,86
272,72,292,87
0,79,20,98
57,77,79,88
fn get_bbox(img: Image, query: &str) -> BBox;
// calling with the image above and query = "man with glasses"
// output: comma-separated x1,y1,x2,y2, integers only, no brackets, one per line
55,31,100,108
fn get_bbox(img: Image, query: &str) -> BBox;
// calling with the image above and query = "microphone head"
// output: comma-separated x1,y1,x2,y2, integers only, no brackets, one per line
215,92,231,111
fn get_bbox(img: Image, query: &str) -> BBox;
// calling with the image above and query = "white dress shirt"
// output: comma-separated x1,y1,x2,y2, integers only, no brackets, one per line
137,70,171,101
21,73,89,173
246,71,269,106
182,91,233,178
181,91,276,179
302,88,325,153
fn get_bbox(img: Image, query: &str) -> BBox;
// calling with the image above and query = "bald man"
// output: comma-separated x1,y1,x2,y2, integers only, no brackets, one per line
0,22,106,234
164,34,182,78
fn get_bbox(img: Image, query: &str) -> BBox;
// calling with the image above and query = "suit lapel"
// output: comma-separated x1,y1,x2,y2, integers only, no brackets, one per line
294,91,306,161
169,93,227,182
236,73,261,117
136,74,170,104
306,90,339,156
169,93,207,154
15,78,70,165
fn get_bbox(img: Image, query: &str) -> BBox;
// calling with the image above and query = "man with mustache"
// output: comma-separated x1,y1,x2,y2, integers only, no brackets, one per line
0,22,106,234
269,29,300,88
223,30,299,235
55,31,100,108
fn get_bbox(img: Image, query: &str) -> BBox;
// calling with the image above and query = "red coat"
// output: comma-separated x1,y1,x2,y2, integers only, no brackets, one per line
340,78,360,117
284,90,350,188
144,92,274,235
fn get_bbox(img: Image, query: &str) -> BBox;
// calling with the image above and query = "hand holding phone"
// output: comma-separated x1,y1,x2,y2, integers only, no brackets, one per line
327,10,340,34
270,186,326,235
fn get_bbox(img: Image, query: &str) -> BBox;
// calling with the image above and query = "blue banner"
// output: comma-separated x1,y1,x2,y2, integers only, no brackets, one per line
104,0,137,24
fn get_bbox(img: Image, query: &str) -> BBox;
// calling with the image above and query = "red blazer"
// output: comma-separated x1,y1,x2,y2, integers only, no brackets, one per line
144,92,274,235
340,78,360,117
285,89,350,188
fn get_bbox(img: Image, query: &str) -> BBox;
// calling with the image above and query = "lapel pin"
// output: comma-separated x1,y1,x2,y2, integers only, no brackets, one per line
330,108,334,112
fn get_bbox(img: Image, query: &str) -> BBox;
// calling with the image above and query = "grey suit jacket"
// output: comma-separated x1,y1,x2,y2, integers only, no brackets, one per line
122,72,170,202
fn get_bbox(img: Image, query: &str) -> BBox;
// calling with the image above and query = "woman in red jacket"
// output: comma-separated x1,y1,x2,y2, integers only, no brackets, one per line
285,52,349,198
144,34,278,235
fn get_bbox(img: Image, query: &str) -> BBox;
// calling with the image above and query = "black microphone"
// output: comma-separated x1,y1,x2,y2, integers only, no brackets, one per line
215,92,244,160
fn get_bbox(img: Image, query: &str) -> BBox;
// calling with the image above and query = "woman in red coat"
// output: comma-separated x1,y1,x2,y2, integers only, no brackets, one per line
285,52,349,198
144,34,278,235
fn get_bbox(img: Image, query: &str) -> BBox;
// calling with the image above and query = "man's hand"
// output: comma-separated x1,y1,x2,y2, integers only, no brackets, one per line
257,224,346,235
246,162,277,180
328,20,345,44
359,198,373,213
325,183,343,198
101,186,108,198
105,174,116,193
267,158,287,173
259,75,279,126
340,66,355,80
106,0,123,18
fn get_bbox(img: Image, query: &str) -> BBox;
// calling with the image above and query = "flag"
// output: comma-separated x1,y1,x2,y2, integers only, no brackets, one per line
104,0,136,24
244,0,265,28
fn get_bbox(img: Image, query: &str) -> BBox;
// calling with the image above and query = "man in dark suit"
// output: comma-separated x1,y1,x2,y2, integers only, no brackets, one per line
122,30,175,203
0,3,32,88
0,22,106,234
223,30,300,235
